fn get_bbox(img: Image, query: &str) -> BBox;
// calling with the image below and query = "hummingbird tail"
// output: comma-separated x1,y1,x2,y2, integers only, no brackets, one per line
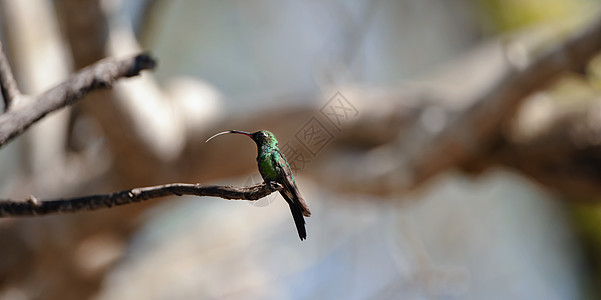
299,197,311,217
288,202,307,241
287,185,311,217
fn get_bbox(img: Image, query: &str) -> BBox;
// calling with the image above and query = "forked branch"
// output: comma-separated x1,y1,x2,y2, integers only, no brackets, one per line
0,43,156,147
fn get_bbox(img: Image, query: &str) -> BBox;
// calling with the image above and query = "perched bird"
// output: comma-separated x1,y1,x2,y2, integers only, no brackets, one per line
206,130,311,240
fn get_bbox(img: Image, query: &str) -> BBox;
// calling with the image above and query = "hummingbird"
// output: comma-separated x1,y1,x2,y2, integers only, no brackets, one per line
206,130,311,240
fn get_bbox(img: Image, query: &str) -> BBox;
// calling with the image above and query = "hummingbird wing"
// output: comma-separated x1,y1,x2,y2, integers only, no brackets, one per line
271,150,311,217
271,150,311,241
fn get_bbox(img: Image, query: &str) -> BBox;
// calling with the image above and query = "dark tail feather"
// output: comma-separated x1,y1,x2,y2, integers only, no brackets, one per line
289,185,311,217
296,193,311,217
280,189,308,240
288,201,307,240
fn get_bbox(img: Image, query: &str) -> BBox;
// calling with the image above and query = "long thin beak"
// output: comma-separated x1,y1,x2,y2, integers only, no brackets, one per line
205,130,252,142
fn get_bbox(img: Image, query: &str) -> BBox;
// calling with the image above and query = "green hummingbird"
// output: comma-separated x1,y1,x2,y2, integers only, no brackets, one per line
206,130,311,240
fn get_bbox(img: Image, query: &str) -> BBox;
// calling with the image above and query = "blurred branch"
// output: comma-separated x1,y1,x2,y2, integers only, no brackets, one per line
0,182,282,217
405,16,601,186
315,14,601,195
0,41,20,110
0,52,156,147
497,103,601,198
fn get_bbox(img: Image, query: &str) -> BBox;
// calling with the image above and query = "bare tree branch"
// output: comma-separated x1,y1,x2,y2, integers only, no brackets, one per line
493,102,601,199
404,16,601,189
310,15,601,195
0,41,20,110
0,182,282,217
0,53,156,147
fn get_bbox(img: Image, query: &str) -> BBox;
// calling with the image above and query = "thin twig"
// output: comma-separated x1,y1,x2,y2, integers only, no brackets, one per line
0,53,156,147
0,182,282,217
0,40,20,110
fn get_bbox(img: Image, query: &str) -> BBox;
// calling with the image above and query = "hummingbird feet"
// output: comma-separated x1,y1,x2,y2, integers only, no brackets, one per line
265,181,283,192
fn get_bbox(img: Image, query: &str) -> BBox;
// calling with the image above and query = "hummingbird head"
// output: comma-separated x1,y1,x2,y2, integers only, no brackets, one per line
249,130,278,147
206,130,279,147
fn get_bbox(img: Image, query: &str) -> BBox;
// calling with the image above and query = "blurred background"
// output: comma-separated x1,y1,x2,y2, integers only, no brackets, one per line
1,0,601,299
